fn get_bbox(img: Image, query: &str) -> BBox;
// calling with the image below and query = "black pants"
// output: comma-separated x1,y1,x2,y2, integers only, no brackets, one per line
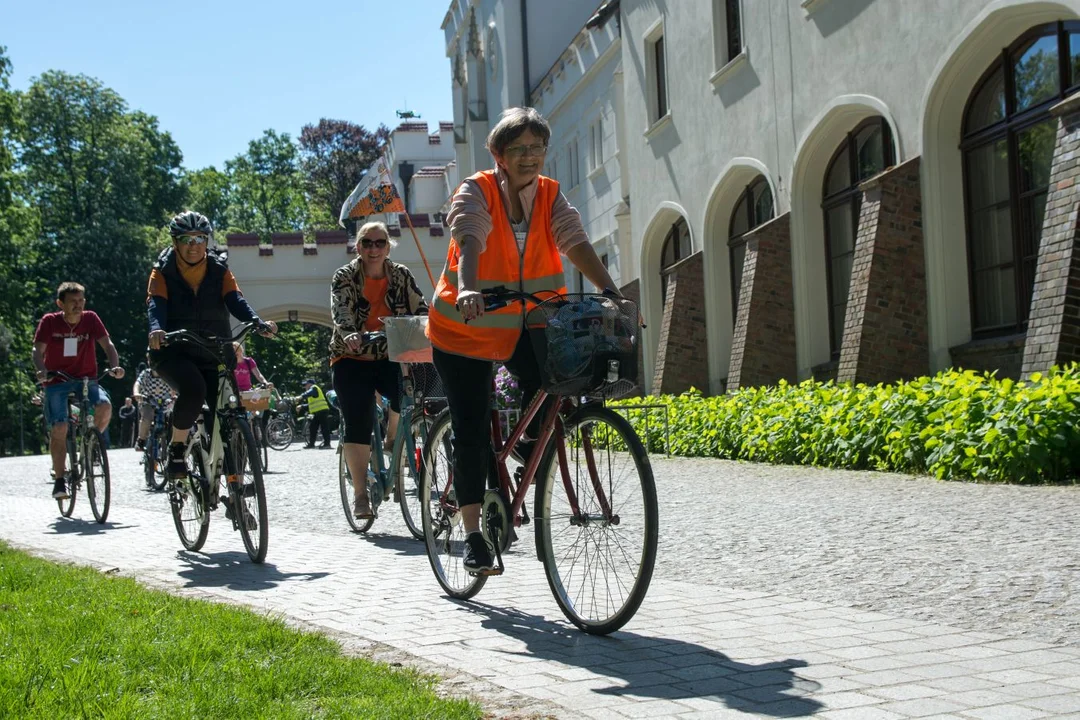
120,418,135,446
332,358,401,445
308,409,332,446
432,330,549,507
151,347,219,439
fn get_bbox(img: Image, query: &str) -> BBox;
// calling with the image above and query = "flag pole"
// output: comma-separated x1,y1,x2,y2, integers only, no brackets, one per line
378,159,437,290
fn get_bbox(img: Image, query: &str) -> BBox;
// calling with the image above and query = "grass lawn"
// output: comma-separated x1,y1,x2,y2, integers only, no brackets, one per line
0,542,480,719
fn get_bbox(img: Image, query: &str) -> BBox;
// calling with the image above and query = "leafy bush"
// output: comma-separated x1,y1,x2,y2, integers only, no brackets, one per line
609,365,1080,484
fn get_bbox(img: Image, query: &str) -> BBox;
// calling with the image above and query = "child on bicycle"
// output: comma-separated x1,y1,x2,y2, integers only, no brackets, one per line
427,107,620,573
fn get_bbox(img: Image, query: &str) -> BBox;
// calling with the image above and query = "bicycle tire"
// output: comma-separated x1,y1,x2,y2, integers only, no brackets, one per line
420,409,487,599
230,417,269,563
57,430,78,518
535,406,657,635
149,430,169,491
170,442,209,552
84,429,110,524
266,417,292,451
395,412,432,540
257,422,269,472
340,446,376,534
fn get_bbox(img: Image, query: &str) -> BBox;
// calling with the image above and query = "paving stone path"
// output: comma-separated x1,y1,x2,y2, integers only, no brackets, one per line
2,447,1079,718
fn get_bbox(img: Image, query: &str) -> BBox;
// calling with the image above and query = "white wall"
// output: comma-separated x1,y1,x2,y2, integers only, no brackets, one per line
620,0,1080,391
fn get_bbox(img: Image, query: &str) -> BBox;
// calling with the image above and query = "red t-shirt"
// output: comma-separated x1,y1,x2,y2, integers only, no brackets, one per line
34,310,108,385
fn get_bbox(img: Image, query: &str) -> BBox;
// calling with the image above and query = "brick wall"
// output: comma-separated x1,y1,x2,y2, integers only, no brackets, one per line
837,157,930,384
651,251,710,394
727,213,798,391
1021,92,1080,376
619,279,646,395
951,335,1026,379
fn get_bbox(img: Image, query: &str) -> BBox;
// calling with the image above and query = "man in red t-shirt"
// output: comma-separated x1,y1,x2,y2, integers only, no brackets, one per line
32,281,125,500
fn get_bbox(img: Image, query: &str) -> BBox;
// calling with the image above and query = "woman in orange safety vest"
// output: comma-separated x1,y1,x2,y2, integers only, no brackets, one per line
427,106,621,575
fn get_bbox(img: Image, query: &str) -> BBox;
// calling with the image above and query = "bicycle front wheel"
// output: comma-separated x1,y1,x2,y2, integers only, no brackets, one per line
170,443,209,552
395,412,432,540
266,417,292,451
420,409,487,599
536,406,657,635
257,422,269,472
57,431,78,517
149,430,169,491
230,417,269,563
84,429,110,524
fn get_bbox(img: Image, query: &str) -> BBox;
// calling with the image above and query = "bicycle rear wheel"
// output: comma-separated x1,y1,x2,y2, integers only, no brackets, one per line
340,446,376,533
420,409,487,599
84,429,110,524
170,443,209,552
57,431,78,517
230,417,269,563
536,406,657,635
266,417,292,451
395,412,432,540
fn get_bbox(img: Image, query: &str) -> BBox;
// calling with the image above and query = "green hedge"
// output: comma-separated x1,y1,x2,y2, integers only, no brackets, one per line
609,364,1080,484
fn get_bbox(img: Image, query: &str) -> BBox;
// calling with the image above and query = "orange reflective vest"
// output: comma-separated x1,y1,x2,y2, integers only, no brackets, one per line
427,170,568,362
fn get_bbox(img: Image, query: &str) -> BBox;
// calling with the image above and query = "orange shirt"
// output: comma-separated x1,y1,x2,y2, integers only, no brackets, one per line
147,261,240,299
330,276,390,365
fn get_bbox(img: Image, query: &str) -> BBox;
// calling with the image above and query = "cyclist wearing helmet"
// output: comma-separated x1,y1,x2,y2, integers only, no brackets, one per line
427,107,619,574
146,210,277,480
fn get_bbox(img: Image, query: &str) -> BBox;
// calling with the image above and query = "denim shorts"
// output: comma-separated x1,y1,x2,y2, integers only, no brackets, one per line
43,380,111,427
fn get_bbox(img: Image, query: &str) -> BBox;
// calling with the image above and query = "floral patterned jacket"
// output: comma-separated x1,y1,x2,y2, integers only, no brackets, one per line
329,258,428,361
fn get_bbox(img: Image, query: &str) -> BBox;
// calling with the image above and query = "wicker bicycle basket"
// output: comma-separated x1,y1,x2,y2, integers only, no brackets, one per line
526,293,638,400
382,315,433,363
240,388,271,412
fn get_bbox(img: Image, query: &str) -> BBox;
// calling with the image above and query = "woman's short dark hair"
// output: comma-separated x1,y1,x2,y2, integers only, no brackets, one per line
485,107,551,156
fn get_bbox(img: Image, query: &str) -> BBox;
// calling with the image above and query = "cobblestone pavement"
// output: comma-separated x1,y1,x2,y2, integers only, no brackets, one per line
2,447,1079,718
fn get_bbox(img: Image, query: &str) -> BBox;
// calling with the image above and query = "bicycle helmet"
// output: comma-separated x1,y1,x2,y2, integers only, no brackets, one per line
168,210,213,240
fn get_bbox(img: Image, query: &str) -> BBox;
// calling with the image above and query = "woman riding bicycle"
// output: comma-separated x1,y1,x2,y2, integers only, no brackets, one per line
146,210,277,480
330,220,428,519
427,107,620,574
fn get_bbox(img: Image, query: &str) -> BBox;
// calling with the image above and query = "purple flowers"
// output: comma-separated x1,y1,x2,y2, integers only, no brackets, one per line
494,365,521,410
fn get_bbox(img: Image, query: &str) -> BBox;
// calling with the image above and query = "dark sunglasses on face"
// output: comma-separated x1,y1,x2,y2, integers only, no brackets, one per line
176,234,208,246
361,238,388,249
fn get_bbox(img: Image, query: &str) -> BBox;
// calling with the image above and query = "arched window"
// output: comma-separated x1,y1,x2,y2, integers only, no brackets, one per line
963,21,1079,336
822,117,895,355
660,217,691,304
728,176,774,319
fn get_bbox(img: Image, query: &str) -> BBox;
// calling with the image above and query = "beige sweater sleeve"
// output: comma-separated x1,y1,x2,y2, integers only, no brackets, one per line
445,179,492,253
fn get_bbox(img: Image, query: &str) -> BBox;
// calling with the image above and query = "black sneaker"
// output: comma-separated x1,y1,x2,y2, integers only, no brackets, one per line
166,442,187,480
463,531,494,574
223,496,257,530
135,438,146,452
52,475,69,500
509,439,536,466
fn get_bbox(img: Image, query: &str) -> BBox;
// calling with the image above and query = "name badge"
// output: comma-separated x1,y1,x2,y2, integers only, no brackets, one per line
63,337,78,357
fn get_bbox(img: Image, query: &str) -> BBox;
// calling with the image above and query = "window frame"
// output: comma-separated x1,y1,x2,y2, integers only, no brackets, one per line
821,117,895,357
644,20,669,127
727,175,774,321
960,20,1080,337
660,217,691,304
588,115,604,174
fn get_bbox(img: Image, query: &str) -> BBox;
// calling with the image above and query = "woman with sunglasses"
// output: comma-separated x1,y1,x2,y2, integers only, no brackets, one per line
427,106,621,574
146,210,277,479
330,220,428,519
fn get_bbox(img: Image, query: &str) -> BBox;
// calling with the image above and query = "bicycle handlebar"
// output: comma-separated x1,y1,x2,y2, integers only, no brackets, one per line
39,369,119,387
161,321,271,353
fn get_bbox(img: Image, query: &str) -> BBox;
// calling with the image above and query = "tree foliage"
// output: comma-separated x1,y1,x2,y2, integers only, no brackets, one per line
225,130,306,240
299,119,389,228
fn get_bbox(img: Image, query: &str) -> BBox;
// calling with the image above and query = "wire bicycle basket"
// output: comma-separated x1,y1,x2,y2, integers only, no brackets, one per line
383,315,432,364
526,293,639,400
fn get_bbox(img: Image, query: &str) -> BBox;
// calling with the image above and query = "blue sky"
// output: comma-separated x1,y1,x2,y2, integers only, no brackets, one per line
3,0,455,170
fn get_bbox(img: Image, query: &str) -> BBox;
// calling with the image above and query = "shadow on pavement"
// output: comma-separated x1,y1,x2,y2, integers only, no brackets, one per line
357,532,427,556
48,518,138,535
462,602,824,718
176,550,330,591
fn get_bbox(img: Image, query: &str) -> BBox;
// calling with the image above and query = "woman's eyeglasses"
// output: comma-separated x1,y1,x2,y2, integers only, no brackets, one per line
360,238,388,249
504,143,548,158
176,234,208,246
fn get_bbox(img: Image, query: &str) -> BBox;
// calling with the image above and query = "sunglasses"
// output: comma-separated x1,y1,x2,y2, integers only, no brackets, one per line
504,143,548,158
360,238,388,249
176,234,208,246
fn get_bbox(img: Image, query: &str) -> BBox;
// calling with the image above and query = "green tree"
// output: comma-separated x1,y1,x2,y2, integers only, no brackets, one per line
183,166,231,232
225,130,307,241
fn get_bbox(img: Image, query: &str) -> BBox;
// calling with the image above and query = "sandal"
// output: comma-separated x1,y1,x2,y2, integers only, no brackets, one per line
353,495,374,519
